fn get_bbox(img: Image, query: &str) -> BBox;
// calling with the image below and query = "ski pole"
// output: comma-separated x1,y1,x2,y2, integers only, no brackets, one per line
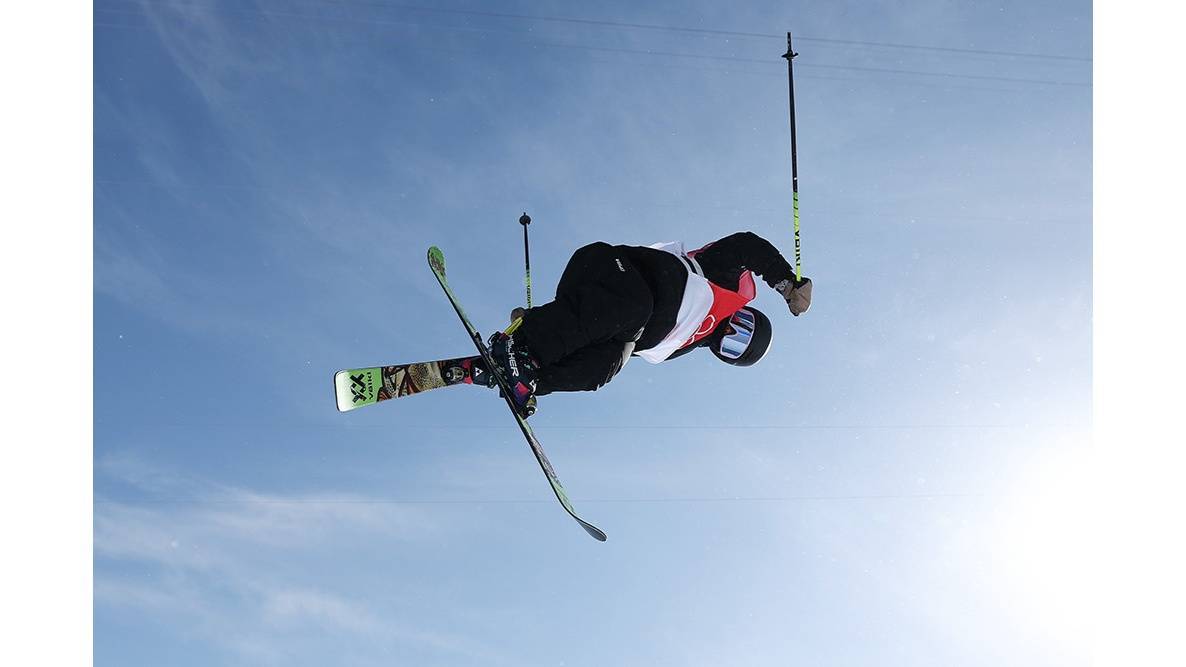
519,212,533,308
504,212,533,335
782,32,802,281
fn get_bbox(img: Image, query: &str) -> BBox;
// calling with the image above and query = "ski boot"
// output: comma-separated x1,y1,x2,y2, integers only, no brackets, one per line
487,331,540,417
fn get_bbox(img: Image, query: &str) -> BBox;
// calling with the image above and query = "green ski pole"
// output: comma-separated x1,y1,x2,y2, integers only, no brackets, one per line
519,212,533,308
782,32,802,281
506,212,533,334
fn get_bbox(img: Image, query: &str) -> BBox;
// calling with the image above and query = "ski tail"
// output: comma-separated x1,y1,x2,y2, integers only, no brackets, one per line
334,357,476,412
335,367,383,412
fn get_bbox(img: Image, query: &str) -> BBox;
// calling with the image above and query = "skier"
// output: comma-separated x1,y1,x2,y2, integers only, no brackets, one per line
463,231,812,413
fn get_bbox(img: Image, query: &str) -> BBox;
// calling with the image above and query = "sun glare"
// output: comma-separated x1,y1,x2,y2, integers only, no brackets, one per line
994,443,1096,648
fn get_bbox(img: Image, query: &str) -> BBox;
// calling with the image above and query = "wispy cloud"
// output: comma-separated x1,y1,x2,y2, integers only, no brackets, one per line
94,456,507,664
262,588,384,634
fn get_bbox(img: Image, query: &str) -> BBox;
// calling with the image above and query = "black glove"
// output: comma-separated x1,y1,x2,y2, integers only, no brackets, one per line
774,277,812,316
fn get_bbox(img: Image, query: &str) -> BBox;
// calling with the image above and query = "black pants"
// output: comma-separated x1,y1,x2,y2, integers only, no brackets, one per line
517,242,685,394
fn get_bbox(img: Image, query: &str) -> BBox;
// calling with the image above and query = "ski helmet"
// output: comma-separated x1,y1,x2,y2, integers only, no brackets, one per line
709,306,772,367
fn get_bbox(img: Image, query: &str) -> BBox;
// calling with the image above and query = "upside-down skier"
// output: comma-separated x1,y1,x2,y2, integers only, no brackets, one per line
460,231,812,413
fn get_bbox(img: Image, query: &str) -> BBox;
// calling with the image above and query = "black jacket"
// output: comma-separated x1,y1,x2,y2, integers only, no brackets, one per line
521,232,795,394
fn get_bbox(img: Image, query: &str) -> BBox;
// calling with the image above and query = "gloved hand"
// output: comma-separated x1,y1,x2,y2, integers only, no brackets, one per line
775,277,812,316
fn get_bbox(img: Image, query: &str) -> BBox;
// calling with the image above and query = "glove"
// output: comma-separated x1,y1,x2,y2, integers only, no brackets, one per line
775,277,812,317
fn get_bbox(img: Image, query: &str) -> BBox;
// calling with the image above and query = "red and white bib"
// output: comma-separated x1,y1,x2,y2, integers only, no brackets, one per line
634,242,756,363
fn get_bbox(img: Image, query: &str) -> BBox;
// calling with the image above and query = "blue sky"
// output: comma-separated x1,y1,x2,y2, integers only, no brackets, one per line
93,1,1091,665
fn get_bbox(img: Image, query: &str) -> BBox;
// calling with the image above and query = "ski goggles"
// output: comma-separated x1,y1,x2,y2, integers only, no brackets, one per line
718,309,757,360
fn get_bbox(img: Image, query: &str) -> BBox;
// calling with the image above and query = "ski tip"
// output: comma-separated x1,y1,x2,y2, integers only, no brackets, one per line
427,246,445,275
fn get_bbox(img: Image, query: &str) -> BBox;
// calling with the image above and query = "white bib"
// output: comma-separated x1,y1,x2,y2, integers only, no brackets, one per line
634,242,716,364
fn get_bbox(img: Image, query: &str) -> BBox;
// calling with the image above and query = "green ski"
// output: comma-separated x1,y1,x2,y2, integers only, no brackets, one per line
427,246,607,542
334,357,477,412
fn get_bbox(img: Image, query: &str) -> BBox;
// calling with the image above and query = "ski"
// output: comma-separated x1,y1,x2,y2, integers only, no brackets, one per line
427,246,607,542
334,356,477,413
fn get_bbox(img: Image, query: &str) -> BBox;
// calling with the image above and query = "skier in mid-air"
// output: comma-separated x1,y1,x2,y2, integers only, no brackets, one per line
460,231,813,412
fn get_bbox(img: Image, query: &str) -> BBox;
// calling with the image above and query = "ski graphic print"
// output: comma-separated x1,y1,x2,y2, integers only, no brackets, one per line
334,357,473,412
427,246,607,542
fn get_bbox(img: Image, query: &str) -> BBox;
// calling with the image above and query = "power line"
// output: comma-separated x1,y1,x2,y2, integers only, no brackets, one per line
94,178,1088,227
94,492,994,505
805,61,1088,87
311,0,1093,62
95,419,1072,430
521,38,1089,86
785,36,1089,62
103,0,1091,66
91,18,1082,92
94,7,1090,89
